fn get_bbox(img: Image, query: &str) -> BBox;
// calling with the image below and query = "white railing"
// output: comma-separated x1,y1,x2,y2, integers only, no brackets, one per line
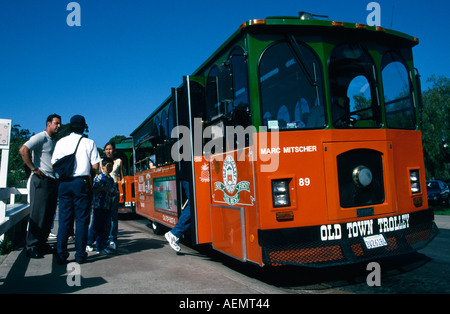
0,188,30,239
0,119,30,241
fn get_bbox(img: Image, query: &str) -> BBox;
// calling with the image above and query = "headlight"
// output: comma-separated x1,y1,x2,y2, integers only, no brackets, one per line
272,179,291,207
410,170,421,194
352,165,373,187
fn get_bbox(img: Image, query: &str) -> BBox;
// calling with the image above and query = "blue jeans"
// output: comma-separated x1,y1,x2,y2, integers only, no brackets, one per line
57,177,92,261
88,207,112,251
109,193,119,243
171,181,191,238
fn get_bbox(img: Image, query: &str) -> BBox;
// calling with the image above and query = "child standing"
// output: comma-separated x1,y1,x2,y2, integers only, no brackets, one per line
87,158,118,254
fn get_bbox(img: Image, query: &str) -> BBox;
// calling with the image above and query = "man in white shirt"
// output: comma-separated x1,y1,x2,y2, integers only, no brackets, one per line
20,114,61,258
51,115,101,264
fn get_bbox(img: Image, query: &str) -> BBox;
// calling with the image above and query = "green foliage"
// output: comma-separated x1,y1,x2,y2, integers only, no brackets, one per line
421,75,450,180
0,234,12,255
5,125,32,188
54,123,71,141
108,135,127,146
433,206,450,216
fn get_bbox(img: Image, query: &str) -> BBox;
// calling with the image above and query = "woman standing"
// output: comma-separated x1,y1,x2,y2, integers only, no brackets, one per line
104,142,124,250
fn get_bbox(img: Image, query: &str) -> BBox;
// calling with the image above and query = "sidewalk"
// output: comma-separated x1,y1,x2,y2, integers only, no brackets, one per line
0,215,448,294
0,217,285,294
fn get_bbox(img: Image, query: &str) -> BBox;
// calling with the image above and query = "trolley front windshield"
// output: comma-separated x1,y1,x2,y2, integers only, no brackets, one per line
259,34,416,131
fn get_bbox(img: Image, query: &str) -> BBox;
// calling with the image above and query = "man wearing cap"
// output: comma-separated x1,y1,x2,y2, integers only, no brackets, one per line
20,114,61,258
51,115,101,264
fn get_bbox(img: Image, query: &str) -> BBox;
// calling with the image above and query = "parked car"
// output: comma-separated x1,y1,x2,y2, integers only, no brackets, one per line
426,180,450,205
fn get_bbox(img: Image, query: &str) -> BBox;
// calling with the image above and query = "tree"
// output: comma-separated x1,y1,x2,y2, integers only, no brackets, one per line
108,135,127,145
5,125,32,187
421,75,450,179
55,123,71,141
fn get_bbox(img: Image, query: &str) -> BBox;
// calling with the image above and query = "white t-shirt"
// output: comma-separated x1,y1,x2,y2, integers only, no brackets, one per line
51,133,101,177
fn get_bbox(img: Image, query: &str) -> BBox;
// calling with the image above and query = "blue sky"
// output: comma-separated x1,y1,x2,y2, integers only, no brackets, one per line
1,0,449,147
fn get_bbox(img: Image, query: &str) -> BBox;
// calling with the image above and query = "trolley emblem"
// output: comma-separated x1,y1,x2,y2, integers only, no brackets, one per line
214,155,250,206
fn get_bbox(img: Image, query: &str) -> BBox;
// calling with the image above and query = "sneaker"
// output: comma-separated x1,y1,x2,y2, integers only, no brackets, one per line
86,245,94,252
48,233,57,240
165,231,180,252
97,248,111,255
109,241,116,250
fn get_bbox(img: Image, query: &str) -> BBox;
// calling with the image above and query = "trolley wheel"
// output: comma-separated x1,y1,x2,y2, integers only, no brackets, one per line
151,221,165,235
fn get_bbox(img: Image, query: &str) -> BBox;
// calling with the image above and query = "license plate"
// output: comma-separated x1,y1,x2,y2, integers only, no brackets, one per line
363,234,388,249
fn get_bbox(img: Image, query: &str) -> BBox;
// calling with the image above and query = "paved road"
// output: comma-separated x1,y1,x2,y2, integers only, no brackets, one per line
336,216,450,294
0,215,449,295
277,215,450,294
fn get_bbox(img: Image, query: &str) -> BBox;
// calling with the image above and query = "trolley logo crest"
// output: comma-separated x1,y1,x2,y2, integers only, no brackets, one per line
214,155,250,206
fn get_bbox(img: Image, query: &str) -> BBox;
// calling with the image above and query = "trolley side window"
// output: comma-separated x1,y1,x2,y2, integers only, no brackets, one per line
259,39,325,130
230,47,250,123
206,66,220,121
205,66,224,154
206,47,250,123
155,104,175,167
133,102,176,171
329,43,381,128
205,46,252,152
381,52,415,129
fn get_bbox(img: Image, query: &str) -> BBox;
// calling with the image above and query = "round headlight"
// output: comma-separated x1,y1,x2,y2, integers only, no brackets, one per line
352,165,373,187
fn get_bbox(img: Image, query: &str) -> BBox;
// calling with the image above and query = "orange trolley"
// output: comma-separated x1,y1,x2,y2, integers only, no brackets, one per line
130,13,438,267
114,138,136,213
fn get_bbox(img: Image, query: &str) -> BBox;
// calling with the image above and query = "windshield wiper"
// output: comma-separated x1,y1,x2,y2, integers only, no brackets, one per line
286,34,321,106
286,34,317,87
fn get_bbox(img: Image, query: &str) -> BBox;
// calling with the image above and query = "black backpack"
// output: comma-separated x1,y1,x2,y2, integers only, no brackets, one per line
53,136,83,180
